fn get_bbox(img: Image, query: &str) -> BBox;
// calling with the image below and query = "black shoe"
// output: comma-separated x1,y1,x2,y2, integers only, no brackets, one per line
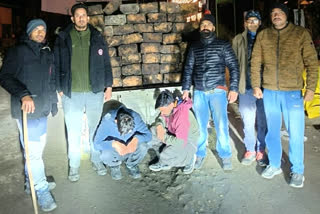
183,154,196,174
127,165,141,179
110,166,122,180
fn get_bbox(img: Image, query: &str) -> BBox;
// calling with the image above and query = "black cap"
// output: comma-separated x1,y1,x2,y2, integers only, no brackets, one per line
201,14,216,26
270,3,289,18
71,3,88,16
155,90,175,109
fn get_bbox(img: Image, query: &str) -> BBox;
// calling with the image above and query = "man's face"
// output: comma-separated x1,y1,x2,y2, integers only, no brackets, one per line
200,20,215,33
159,103,174,117
271,8,287,29
245,17,261,33
71,8,89,31
29,25,46,43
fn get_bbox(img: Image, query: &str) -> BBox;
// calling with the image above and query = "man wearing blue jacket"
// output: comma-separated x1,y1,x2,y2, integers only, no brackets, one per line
94,100,152,180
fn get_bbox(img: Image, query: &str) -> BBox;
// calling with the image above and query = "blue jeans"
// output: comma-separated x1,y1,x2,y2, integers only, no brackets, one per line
100,142,150,168
239,89,267,152
62,91,104,168
263,89,305,174
16,117,49,192
193,89,231,158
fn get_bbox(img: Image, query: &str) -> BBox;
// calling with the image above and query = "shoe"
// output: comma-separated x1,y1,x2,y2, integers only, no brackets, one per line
25,181,56,195
68,167,80,182
149,162,171,172
110,166,122,180
261,165,282,179
92,162,107,176
183,154,196,175
194,156,205,169
36,187,57,212
289,173,305,188
222,158,233,171
256,151,267,167
126,165,141,179
241,151,256,166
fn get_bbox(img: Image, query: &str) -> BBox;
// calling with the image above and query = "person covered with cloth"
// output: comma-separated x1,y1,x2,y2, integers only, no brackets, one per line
94,100,152,180
149,90,199,175
232,10,268,166
0,19,58,212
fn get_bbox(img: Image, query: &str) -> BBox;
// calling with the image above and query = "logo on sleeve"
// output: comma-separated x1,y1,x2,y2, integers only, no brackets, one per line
98,49,103,55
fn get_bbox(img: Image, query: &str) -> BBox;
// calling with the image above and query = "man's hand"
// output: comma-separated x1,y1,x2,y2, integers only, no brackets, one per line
126,137,138,154
253,87,263,99
104,87,112,102
228,91,238,103
58,91,63,97
182,90,189,100
112,141,128,156
304,89,314,102
21,95,35,114
156,124,166,142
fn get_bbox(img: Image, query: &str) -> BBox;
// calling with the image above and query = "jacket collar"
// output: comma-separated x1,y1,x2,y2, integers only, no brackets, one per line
200,32,216,45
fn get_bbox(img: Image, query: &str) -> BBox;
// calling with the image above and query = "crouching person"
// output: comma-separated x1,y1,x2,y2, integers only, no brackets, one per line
149,90,199,174
94,100,152,180
0,19,58,212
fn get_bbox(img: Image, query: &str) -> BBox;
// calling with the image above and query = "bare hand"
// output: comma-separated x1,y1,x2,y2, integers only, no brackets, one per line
104,87,112,102
58,91,63,97
304,89,314,102
126,137,138,154
182,90,189,100
21,96,35,114
112,141,128,156
228,91,238,103
253,87,263,99
156,124,166,142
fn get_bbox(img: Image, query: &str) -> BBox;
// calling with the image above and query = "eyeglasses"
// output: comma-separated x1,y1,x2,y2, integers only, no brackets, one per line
246,19,259,24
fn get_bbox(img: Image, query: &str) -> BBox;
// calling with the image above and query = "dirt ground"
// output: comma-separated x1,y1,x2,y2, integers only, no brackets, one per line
1,86,320,214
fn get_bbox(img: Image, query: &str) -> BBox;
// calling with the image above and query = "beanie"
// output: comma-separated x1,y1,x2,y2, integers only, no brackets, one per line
201,14,216,26
26,19,47,36
245,10,261,20
270,3,289,17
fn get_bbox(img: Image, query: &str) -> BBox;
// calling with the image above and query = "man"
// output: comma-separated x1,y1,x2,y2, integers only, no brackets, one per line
54,3,113,182
149,90,199,174
0,19,58,212
251,3,318,188
94,100,152,180
182,14,239,170
232,10,267,166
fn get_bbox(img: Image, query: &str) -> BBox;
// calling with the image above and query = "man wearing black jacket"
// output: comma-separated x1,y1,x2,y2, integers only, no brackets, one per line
54,3,113,182
182,14,239,171
0,19,58,212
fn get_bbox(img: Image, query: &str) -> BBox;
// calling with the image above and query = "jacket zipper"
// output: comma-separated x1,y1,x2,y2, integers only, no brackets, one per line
276,30,280,90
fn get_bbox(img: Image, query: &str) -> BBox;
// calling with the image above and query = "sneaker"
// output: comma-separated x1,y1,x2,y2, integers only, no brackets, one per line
110,166,122,180
183,154,196,174
222,158,233,171
256,151,267,167
25,181,56,195
149,162,171,172
261,165,282,179
92,162,107,176
241,151,256,166
36,188,57,212
194,156,205,169
68,167,80,182
289,173,305,188
126,165,141,179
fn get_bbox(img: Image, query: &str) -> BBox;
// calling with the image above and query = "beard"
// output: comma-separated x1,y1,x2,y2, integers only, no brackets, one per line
200,30,213,39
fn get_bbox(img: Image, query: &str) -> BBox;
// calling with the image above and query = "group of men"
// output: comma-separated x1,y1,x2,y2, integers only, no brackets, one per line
0,2,318,212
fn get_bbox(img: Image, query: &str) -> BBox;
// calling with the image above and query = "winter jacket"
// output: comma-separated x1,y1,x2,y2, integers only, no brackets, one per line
154,99,199,147
94,100,152,151
0,35,58,119
251,23,318,91
182,34,239,92
54,24,112,98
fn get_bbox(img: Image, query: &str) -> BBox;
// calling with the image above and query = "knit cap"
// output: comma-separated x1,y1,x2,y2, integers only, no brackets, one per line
26,19,47,36
270,3,289,17
201,14,216,26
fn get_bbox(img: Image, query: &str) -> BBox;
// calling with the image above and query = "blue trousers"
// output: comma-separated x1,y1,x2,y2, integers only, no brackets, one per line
263,89,305,174
193,89,231,158
239,89,267,152
62,91,104,168
17,117,49,192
